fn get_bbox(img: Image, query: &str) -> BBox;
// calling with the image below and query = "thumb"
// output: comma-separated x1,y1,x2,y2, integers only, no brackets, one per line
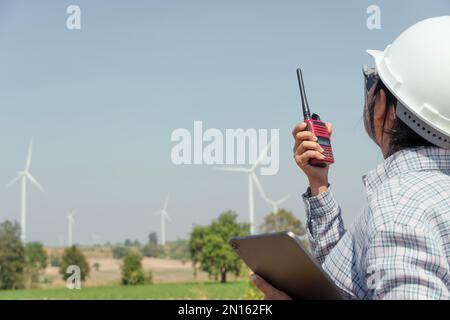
325,122,333,137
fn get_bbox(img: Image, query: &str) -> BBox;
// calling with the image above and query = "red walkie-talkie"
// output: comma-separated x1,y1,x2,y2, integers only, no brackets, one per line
296,68,334,167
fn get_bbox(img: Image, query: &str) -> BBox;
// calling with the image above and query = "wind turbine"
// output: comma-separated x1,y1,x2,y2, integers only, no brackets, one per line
67,211,75,247
7,138,44,243
251,177,290,213
155,195,172,245
215,139,272,235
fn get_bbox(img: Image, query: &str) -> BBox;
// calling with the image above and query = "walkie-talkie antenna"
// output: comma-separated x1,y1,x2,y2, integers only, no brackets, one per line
296,68,311,120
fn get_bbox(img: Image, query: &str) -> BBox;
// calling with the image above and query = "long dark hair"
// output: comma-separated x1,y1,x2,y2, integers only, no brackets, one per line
368,80,433,156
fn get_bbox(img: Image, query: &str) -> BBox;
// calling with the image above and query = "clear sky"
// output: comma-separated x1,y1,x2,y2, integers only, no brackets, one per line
0,0,448,245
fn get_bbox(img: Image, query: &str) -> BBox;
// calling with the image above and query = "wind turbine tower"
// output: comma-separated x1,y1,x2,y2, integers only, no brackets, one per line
155,195,172,245
215,139,273,235
7,138,44,243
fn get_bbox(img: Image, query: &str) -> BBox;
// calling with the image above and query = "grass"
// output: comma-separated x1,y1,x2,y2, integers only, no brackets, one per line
0,281,248,300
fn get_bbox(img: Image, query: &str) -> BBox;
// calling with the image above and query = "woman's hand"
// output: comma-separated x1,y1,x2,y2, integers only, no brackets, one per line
292,122,333,196
250,274,292,300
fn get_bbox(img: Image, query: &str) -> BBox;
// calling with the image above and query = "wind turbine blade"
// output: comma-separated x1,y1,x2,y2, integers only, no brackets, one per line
163,195,169,211
276,194,291,205
214,167,249,173
163,211,173,223
25,172,44,192
25,138,34,171
251,137,273,172
6,174,22,188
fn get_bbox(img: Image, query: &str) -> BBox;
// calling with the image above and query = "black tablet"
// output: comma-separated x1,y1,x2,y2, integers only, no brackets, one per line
230,231,344,300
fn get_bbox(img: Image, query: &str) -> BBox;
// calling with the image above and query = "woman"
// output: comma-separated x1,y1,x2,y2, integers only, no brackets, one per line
252,17,450,299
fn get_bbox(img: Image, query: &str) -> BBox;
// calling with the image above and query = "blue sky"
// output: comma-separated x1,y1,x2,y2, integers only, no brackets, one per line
0,0,448,245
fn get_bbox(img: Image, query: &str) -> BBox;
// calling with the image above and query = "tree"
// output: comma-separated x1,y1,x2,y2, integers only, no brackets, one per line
259,209,306,236
92,262,100,272
189,211,249,283
132,239,141,247
189,225,208,278
121,252,145,285
0,221,25,289
148,232,158,245
24,242,48,285
164,239,189,261
59,246,90,281
49,255,61,267
141,243,163,258
112,246,132,259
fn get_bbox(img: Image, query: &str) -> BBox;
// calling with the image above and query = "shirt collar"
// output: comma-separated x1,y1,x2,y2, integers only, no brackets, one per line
362,146,450,196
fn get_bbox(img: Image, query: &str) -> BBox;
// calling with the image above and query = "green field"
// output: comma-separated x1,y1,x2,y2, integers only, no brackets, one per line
0,281,248,300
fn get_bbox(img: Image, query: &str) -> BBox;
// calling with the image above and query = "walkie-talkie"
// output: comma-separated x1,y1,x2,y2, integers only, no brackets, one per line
296,68,334,167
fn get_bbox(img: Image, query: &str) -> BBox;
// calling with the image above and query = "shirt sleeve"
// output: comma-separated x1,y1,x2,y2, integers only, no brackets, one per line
364,225,449,300
302,186,346,265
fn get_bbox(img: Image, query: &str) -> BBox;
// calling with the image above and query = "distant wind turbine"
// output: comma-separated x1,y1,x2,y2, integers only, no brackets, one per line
7,138,44,243
251,177,290,213
155,195,172,245
67,211,75,247
215,138,273,235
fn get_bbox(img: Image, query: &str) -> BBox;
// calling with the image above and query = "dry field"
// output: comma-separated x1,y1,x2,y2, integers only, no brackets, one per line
44,247,215,288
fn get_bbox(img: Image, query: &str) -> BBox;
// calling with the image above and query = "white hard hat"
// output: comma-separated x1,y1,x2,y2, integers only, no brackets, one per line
367,16,450,149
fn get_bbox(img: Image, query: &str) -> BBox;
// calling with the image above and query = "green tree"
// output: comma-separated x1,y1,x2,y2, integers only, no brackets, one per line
112,246,131,259
121,252,145,285
92,262,100,272
0,221,25,290
189,225,208,278
49,255,61,267
164,239,190,261
141,243,163,258
259,209,306,236
59,246,90,281
148,232,158,245
133,240,141,247
24,242,48,285
189,211,249,283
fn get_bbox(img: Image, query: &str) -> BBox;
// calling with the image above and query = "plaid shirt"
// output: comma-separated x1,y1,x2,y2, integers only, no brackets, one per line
302,147,450,300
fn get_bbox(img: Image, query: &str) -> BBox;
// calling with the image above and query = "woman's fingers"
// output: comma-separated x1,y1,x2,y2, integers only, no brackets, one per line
295,150,325,167
293,122,333,138
250,274,291,300
293,123,317,152
325,122,333,136
292,122,307,137
296,140,323,156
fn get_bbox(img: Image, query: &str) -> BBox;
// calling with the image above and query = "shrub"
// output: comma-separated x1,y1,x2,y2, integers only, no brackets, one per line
59,246,90,281
141,243,163,258
50,255,61,267
24,242,48,285
146,270,153,285
0,221,25,289
92,262,100,272
121,252,145,285
112,246,131,259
